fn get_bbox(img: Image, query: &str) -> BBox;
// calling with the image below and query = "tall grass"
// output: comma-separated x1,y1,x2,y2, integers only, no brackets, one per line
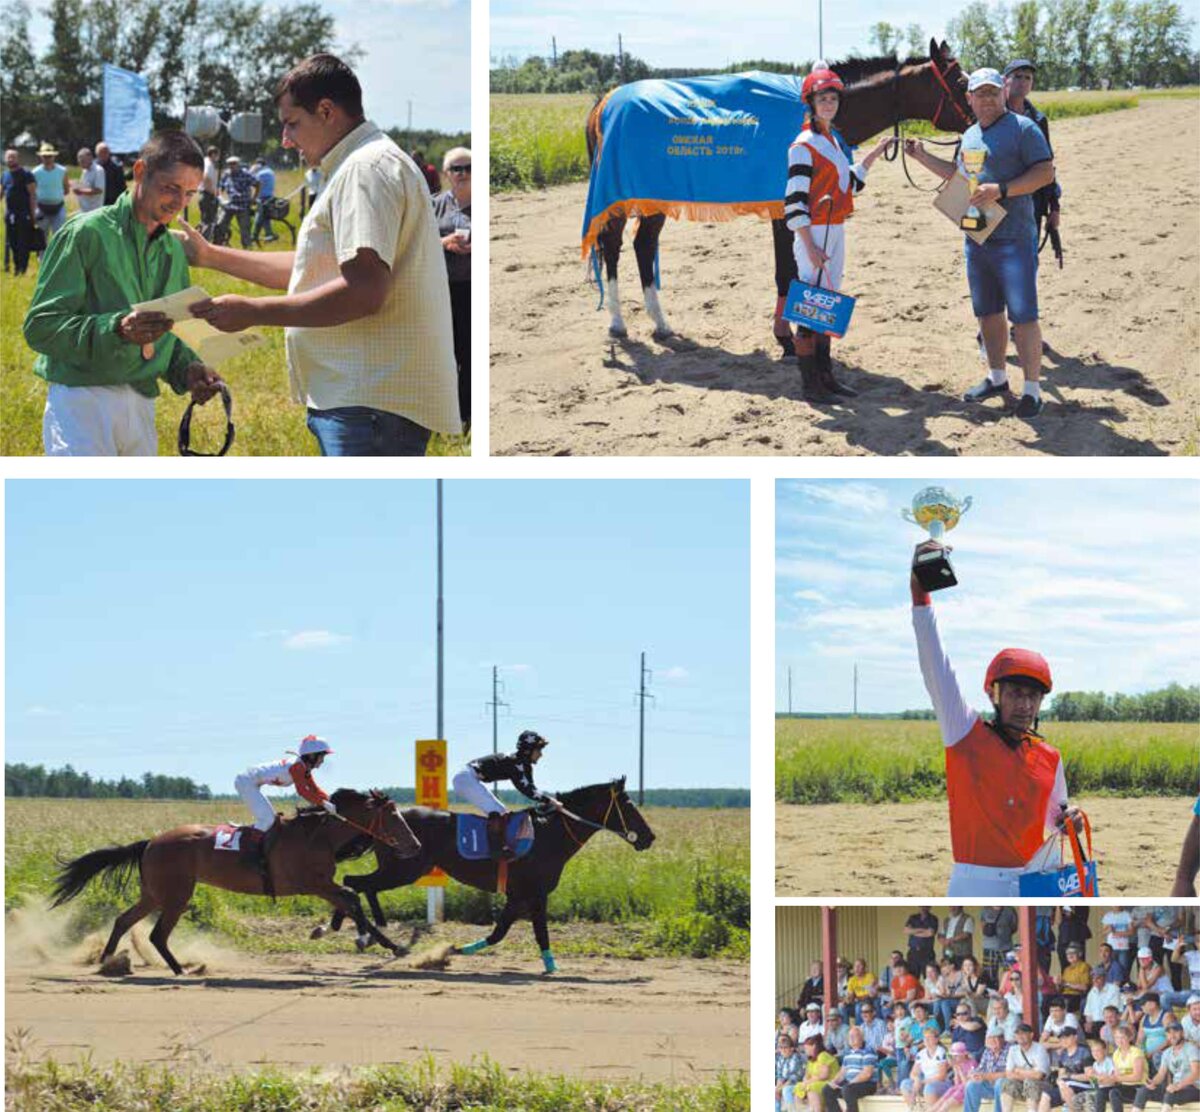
491,94,594,190
0,168,468,456
776,718,1199,804
3,1049,751,1111
5,799,750,958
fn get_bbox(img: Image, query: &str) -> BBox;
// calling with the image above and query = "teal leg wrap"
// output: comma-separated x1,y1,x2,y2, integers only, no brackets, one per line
459,938,489,956
541,948,557,974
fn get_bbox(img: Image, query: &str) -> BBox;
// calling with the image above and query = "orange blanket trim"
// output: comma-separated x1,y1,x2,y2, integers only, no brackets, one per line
581,198,786,258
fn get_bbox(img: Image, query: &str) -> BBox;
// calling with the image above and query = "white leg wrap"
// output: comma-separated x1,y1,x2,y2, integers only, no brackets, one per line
607,277,628,337
644,284,672,336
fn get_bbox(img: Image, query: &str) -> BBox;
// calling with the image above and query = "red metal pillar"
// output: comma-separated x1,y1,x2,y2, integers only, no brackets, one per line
822,905,838,1020
1017,905,1040,1036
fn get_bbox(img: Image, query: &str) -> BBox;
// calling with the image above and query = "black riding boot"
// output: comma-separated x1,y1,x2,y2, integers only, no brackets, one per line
816,335,857,397
486,812,514,860
796,329,833,402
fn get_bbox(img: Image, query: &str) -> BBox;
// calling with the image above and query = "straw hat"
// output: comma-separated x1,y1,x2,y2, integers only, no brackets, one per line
37,142,58,157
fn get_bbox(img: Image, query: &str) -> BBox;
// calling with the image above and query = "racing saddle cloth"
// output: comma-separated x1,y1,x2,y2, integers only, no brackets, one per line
455,812,534,861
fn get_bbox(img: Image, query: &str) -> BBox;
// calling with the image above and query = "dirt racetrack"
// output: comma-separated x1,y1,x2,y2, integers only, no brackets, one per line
4,934,747,1081
775,794,1193,896
491,98,1199,455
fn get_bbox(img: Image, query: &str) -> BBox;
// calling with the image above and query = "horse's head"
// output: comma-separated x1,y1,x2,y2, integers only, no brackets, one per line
330,788,421,858
560,776,656,851
925,38,974,133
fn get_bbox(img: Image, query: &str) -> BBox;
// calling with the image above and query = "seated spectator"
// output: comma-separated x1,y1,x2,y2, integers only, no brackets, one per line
1094,943,1123,987
1085,969,1123,1038
952,1002,987,1058
999,1023,1051,1112
1037,1025,1094,1112
780,1007,801,1048
1133,948,1174,1010
1059,945,1093,1012
880,951,906,1006
1132,1021,1199,1110
826,1010,850,1060
988,996,1021,1043
960,956,988,1017
778,1032,803,1112
891,960,921,1009
901,1026,952,1109
936,958,965,1032
878,1016,900,1094
844,958,879,1024
1138,994,1169,1069
1102,1023,1148,1112
797,1034,841,1112
1183,996,1200,1050
1100,1006,1123,1049
1004,970,1026,1022
836,957,852,1002
1041,997,1081,1065
963,1028,1011,1112
823,1025,879,1112
799,959,825,1012
920,961,943,1012
800,1002,826,1046
1087,1036,1120,1103
857,1002,888,1055
930,1042,976,1112
893,1002,916,1084
1163,938,1200,1010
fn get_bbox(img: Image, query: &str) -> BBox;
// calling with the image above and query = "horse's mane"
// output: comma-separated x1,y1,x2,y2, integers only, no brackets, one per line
827,53,929,88
558,778,626,806
330,787,391,808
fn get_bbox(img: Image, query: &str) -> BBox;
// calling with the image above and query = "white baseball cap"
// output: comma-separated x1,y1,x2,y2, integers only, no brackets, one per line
967,68,1004,92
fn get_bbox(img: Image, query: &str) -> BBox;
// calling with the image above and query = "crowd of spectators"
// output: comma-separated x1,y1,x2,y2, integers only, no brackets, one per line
778,908,1200,1112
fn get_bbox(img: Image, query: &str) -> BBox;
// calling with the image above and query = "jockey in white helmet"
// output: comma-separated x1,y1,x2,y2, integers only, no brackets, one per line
235,734,337,831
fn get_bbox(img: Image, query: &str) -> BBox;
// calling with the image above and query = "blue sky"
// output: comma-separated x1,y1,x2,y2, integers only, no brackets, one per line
491,0,1200,67
28,0,469,134
777,479,1200,714
6,480,748,793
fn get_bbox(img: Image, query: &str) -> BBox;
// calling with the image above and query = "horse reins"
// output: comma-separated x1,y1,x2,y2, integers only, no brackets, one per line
557,787,637,847
886,57,974,193
331,804,408,852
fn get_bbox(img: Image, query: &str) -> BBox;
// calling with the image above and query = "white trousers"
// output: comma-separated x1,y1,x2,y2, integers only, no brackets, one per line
234,774,278,831
44,382,157,456
947,862,1025,897
452,768,504,814
793,223,846,292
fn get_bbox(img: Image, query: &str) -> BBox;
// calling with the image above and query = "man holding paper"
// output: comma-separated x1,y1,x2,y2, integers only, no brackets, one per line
23,130,224,456
903,67,1055,419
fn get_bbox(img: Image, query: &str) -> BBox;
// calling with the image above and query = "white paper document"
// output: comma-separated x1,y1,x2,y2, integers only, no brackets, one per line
132,285,264,366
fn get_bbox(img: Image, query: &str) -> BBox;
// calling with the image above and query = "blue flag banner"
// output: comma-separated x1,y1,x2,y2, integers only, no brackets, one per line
103,63,152,153
581,71,810,257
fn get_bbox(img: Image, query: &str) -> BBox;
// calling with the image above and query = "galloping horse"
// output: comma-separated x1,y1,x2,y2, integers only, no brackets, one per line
315,776,655,972
51,788,420,974
584,39,974,348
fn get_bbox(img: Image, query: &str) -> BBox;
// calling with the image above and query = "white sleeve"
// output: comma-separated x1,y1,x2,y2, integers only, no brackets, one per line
850,161,868,193
784,142,814,231
1044,758,1068,831
912,604,979,747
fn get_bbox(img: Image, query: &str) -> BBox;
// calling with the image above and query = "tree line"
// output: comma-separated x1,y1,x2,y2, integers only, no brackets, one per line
5,763,211,799
490,0,1196,95
1048,682,1199,722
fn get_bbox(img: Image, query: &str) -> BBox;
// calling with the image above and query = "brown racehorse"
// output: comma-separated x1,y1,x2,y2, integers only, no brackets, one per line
584,39,974,348
50,788,420,975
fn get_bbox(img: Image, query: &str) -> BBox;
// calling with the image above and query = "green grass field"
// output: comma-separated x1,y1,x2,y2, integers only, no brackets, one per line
776,718,1200,803
489,87,1195,193
5,799,750,959
1,168,468,456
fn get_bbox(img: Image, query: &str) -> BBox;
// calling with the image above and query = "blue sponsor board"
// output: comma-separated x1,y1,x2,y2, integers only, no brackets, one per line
782,278,856,338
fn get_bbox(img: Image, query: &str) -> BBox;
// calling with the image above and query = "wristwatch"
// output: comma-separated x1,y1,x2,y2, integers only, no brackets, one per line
998,182,1009,200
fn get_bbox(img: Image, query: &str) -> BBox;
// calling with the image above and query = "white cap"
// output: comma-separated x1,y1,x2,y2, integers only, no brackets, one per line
1188,995,1200,1005
298,734,333,757
1137,946,1153,959
967,67,1004,92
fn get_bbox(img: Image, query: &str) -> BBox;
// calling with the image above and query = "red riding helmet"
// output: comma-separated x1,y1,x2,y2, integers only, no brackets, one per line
985,649,1053,699
802,66,845,101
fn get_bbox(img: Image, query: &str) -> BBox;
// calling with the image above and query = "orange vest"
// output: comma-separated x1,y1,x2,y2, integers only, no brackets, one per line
793,129,856,225
945,719,1060,867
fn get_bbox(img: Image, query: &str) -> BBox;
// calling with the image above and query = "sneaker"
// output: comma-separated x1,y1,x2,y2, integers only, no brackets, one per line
1015,392,1044,418
963,379,1012,403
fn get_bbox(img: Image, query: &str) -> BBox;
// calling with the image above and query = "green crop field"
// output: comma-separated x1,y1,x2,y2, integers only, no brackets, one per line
488,87,1181,193
776,717,1200,804
5,798,749,959
0,168,468,456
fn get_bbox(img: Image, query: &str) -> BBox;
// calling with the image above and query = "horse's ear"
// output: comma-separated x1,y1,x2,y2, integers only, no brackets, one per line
939,40,951,62
617,775,627,790
929,37,939,63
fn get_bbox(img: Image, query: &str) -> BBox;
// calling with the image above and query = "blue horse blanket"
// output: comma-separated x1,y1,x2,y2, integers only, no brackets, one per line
582,71,821,257
455,812,534,861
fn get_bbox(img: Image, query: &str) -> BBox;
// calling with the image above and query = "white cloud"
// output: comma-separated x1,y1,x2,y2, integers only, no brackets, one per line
662,665,690,681
25,705,59,716
794,481,888,516
792,589,829,603
283,630,352,651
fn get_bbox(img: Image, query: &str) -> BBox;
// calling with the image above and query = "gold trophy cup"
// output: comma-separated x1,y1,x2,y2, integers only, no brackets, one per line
902,486,973,592
960,147,988,232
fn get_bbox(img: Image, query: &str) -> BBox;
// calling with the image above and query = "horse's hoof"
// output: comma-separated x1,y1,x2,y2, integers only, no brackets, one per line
608,323,628,339
355,934,371,952
309,925,327,941
652,327,674,340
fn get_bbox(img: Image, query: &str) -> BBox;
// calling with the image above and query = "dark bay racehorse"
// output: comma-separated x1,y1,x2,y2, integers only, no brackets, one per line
585,40,974,348
50,788,420,974
315,776,655,973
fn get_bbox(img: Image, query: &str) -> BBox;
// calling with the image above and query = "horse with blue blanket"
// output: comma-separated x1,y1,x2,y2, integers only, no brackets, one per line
583,40,973,350
313,776,655,974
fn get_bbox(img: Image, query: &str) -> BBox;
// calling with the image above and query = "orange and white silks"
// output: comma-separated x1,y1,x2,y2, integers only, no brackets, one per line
784,128,862,231
945,721,1061,867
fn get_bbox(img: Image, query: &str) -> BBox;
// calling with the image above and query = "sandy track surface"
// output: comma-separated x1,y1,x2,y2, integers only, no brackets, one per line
491,99,1199,455
5,939,747,1080
775,794,1192,896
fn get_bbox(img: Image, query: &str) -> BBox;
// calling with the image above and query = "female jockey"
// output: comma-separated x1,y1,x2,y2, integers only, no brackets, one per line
784,63,894,402
452,730,563,853
235,734,337,831
909,543,1082,896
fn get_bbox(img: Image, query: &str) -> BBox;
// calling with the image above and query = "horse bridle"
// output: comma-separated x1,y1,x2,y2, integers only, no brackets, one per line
886,56,974,192
334,802,409,852
178,382,235,456
557,786,638,847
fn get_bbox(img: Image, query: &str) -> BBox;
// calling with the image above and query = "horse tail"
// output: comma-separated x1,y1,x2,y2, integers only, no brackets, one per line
50,840,149,908
585,98,601,165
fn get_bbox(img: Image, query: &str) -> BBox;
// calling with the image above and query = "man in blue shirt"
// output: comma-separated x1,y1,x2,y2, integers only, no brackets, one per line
3,148,37,274
824,1026,879,1112
250,158,278,243
904,67,1055,418
219,156,257,246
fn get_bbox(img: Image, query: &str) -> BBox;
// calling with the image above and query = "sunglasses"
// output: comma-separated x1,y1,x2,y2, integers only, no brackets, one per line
448,164,471,174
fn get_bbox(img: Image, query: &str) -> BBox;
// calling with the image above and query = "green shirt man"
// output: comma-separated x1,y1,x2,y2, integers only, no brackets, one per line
23,130,223,455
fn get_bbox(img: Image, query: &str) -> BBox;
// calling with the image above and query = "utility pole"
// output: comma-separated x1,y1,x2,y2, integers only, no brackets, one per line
552,36,558,67
407,100,413,149
788,666,793,715
818,0,824,62
637,651,652,805
853,663,858,717
486,665,508,790
618,34,624,81
430,479,445,925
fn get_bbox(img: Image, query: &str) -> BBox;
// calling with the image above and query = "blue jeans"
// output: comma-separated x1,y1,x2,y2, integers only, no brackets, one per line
963,1078,1004,1112
306,406,432,457
964,231,1039,324
934,998,957,1032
